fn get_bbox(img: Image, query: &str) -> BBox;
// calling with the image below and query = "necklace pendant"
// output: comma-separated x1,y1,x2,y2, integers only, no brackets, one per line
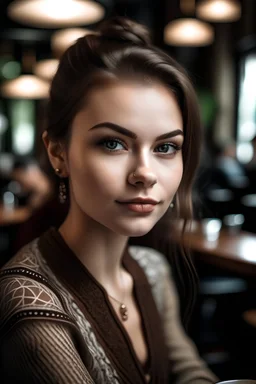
119,303,128,321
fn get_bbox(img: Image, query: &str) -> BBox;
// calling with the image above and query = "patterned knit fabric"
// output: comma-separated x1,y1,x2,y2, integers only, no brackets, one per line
0,229,217,384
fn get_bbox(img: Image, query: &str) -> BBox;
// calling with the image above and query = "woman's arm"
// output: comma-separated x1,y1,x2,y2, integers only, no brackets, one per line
1,320,95,384
162,269,218,384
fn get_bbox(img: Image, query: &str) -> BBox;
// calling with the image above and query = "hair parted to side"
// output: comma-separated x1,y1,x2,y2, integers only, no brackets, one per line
46,16,202,324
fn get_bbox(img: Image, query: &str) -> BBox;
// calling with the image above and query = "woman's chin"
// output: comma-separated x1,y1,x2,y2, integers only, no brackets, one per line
115,222,156,238
111,211,167,237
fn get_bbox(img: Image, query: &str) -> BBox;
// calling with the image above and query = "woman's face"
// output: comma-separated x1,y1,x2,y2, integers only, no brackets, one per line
63,81,184,237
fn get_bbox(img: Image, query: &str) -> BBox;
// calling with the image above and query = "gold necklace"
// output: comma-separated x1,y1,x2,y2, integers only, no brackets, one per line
108,294,128,321
107,271,128,322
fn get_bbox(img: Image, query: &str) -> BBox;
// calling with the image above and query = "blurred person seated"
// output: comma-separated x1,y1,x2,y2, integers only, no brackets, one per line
0,157,57,257
8,157,68,255
10,157,53,210
213,140,250,191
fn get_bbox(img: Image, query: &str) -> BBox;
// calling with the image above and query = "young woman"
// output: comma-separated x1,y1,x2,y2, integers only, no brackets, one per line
0,17,217,384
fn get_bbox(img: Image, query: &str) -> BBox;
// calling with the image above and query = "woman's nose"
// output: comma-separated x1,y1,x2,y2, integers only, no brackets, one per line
128,167,157,188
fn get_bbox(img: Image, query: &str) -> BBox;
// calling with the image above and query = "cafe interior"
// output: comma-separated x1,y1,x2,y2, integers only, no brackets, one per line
0,0,256,381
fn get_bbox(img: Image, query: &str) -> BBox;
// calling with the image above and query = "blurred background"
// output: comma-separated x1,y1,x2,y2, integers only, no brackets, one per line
1,0,256,381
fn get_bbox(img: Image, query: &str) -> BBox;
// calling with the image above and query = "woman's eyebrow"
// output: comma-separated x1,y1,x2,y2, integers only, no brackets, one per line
90,122,137,138
157,130,184,140
89,122,183,140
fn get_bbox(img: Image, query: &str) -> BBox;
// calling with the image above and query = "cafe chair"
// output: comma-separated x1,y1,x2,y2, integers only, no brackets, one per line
238,309,256,379
191,276,248,379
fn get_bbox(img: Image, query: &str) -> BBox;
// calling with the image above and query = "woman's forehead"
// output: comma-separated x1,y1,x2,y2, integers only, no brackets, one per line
76,81,183,127
70,89,183,143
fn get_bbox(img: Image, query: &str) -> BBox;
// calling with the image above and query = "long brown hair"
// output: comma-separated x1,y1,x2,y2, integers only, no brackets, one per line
46,16,202,326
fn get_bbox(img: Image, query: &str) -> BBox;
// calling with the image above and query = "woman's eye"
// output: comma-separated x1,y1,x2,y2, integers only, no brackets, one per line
155,143,180,155
100,139,126,151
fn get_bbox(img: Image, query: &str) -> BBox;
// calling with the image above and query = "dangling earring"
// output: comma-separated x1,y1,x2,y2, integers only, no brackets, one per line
59,180,67,204
55,168,67,204
170,202,174,208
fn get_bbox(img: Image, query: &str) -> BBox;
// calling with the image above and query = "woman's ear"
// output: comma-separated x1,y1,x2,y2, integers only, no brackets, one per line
42,131,69,177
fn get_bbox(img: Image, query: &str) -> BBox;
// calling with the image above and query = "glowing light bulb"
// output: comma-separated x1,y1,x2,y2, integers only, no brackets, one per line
1,75,49,99
8,0,105,28
197,0,241,22
164,18,214,46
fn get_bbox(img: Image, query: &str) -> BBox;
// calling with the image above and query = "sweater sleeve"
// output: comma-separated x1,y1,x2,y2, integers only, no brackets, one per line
162,269,218,384
1,320,95,384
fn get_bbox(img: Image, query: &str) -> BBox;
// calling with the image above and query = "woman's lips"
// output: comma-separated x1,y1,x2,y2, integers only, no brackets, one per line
117,202,157,213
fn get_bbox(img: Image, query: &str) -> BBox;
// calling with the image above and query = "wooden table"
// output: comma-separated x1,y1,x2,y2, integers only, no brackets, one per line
171,222,256,276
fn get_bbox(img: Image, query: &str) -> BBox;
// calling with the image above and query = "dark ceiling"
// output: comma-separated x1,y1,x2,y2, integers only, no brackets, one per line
0,0,254,87
0,0,252,56
0,0,178,63
0,0,175,44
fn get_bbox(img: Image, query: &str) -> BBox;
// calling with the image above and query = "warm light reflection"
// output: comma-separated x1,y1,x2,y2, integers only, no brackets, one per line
238,238,256,262
237,142,253,164
197,0,241,22
164,18,214,46
33,59,59,81
8,0,105,28
202,218,222,242
1,75,49,99
51,28,94,56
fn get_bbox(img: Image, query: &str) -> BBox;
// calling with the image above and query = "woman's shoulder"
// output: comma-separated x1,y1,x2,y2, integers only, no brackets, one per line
128,245,172,315
1,237,43,273
129,245,170,270
128,245,171,284
0,236,57,291
0,239,73,339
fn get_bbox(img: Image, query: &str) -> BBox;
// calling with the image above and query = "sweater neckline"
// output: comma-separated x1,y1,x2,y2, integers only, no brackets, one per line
38,227,169,384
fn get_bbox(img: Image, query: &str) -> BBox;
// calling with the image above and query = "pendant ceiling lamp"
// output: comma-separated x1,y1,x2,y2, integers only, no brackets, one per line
33,59,59,81
1,50,50,99
196,0,241,22
51,28,95,57
164,0,214,46
7,0,105,28
1,75,49,99
164,18,214,46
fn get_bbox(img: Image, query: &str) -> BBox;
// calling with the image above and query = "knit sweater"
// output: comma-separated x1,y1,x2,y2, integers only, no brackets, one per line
0,228,217,384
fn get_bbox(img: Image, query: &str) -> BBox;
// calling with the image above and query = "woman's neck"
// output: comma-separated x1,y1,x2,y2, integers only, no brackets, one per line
59,210,129,293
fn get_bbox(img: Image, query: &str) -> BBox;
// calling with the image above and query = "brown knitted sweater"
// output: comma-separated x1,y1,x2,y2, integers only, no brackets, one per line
0,228,217,384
